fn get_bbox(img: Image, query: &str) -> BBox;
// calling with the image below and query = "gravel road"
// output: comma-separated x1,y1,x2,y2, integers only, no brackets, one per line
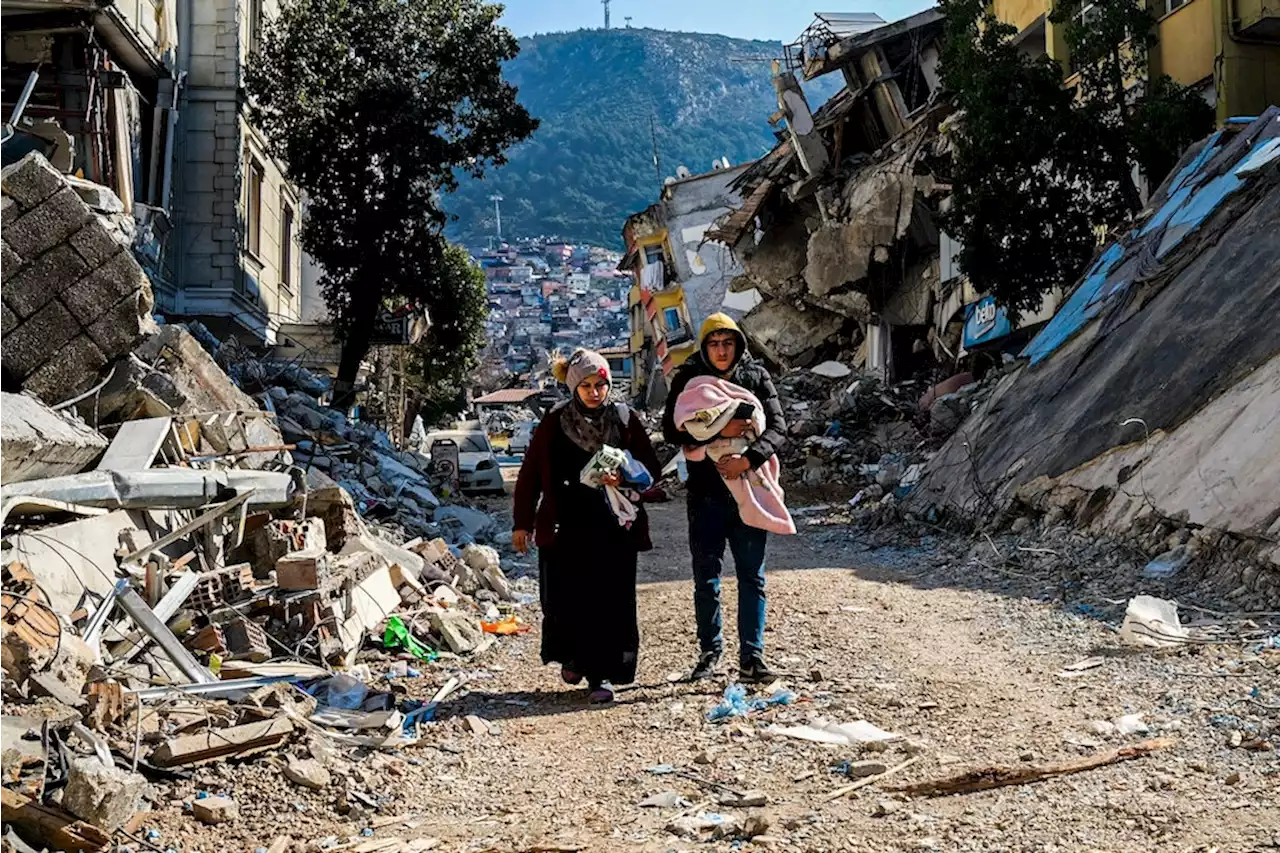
153,500,1278,853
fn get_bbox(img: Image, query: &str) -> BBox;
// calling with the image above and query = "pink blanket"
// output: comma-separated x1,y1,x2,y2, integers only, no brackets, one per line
674,376,796,535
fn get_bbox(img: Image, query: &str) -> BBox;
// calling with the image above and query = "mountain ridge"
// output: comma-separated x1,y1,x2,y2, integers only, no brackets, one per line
444,27,839,248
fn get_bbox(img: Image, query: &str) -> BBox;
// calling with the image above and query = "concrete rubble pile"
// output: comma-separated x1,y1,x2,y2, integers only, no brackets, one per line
775,364,927,497
0,154,530,851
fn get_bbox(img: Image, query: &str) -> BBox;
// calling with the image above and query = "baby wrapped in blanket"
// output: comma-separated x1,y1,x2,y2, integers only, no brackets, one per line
674,375,795,535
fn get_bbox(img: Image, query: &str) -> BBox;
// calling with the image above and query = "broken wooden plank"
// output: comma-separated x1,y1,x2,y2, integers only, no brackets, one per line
889,739,1173,797
823,756,919,802
0,787,111,852
148,717,294,767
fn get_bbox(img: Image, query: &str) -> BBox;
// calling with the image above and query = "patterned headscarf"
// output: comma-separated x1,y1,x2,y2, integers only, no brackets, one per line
554,349,622,453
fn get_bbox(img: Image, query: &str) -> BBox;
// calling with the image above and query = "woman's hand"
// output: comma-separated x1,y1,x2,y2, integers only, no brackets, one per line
600,472,622,488
512,530,531,554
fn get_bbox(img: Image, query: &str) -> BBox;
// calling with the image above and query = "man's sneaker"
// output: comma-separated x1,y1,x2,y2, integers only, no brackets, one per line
588,681,615,704
739,656,777,684
689,650,721,681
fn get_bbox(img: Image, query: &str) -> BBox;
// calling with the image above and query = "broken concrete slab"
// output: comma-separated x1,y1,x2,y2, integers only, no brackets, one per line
61,757,147,831
462,544,512,600
2,510,144,614
741,298,847,368
0,392,108,484
430,609,485,655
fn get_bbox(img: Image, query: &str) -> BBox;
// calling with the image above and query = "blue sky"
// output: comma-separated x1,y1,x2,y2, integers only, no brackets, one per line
496,0,934,42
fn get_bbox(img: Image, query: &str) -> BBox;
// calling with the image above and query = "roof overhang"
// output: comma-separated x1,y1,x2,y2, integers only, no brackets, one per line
1,1,172,82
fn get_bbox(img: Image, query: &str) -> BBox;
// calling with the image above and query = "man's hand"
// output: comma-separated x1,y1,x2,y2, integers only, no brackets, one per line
600,472,621,488
717,419,753,439
512,530,531,554
715,454,751,479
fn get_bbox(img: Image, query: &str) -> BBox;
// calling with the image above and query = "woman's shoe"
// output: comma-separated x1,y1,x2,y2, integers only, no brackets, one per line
588,681,615,704
561,665,584,685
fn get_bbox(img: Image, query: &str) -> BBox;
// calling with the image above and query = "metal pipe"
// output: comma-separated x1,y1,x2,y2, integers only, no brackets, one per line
1,70,41,143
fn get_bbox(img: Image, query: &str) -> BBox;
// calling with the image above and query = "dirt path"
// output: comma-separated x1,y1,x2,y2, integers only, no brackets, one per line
161,501,1277,853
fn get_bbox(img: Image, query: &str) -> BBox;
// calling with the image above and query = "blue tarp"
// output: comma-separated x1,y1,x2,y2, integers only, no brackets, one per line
1020,112,1279,367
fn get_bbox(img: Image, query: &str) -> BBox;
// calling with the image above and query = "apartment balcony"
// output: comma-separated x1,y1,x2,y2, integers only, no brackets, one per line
1,0,176,77
1235,0,1280,39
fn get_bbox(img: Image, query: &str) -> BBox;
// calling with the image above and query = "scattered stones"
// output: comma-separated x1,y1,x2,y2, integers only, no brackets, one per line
61,757,147,831
192,795,239,825
283,757,331,791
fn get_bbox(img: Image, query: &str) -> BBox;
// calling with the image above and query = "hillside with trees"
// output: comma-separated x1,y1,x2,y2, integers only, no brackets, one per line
445,27,839,248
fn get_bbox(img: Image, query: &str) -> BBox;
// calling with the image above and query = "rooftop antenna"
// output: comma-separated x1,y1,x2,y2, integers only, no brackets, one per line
602,0,611,29
624,15,633,27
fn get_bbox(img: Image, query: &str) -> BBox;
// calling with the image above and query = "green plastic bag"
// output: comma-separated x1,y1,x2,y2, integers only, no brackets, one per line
383,615,438,662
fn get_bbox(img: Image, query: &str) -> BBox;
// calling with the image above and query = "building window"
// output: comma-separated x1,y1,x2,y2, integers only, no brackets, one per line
643,244,664,266
248,0,264,53
280,196,295,292
1165,0,1189,12
244,151,263,257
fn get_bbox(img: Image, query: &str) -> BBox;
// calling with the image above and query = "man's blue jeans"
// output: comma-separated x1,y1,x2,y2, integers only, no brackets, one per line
688,491,768,665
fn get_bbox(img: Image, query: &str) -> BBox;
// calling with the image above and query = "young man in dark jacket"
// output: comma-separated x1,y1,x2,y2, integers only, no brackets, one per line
662,313,786,683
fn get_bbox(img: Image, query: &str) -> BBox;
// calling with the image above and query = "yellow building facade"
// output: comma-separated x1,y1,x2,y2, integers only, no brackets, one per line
992,0,1279,123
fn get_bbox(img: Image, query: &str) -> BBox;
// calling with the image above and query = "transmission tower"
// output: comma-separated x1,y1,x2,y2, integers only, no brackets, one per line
624,15,632,27
489,194,504,244
602,0,611,29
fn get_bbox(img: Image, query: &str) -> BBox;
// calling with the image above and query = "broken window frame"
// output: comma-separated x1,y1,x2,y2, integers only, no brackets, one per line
244,149,264,259
248,0,265,55
280,193,296,297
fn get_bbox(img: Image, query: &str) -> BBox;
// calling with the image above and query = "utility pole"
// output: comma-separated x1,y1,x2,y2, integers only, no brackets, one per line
489,193,503,244
602,0,611,29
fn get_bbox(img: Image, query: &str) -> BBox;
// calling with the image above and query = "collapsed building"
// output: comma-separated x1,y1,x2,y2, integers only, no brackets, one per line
1,154,528,850
707,9,954,380
909,111,1280,591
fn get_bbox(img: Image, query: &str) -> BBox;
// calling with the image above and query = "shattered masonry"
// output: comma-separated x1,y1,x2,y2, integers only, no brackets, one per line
3,154,156,404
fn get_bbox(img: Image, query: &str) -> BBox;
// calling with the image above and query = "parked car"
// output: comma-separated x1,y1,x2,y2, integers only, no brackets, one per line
508,421,537,455
425,429,504,495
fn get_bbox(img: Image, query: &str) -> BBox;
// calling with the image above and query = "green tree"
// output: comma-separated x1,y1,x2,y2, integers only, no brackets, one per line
1052,0,1213,198
245,0,537,404
940,0,1212,319
938,0,1131,318
406,244,489,425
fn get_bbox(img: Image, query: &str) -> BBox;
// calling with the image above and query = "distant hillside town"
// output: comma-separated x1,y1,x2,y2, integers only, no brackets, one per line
474,239,633,394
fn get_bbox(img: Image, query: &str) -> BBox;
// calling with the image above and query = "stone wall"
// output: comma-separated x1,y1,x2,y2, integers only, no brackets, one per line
2,153,155,405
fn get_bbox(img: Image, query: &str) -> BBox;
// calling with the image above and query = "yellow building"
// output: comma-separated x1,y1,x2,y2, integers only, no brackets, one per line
991,0,1279,123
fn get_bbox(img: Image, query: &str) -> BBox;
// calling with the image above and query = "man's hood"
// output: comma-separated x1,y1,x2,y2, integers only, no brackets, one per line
697,312,750,374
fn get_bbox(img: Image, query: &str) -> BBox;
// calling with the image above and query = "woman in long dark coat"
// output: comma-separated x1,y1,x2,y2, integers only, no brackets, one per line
512,349,661,703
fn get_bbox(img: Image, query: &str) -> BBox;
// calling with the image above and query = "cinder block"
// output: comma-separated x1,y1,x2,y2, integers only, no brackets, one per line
1,303,16,336
2,243,22,283
85,292,153,355
2,196,18,227
69,221,126,267
5,187,91,259
1,152,65,210
61,251,151,325
4,244,90,318
2,299,80,378
21,335,107,404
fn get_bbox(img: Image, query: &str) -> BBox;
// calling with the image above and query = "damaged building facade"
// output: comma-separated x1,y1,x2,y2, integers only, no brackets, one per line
2,0,305,348
707,9,957,380
912,111,1280,587
619,161,757,404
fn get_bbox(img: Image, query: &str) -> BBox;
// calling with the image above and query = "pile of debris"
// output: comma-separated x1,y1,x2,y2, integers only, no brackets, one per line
1,154,528,851
776,363,930,495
